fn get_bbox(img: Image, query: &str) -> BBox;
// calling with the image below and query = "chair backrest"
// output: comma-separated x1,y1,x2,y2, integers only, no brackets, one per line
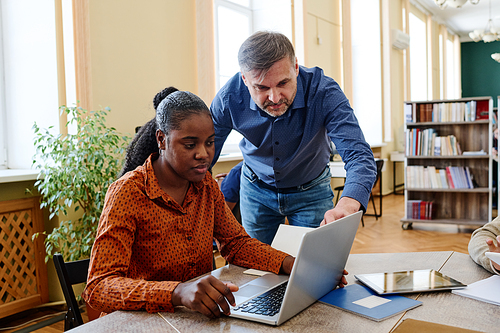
53,253,90,331
375,159,384,185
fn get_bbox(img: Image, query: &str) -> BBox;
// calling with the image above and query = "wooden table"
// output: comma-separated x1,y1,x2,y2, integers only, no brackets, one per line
68,252,497,333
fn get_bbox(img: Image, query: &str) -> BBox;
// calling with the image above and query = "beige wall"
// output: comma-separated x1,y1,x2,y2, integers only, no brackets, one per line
86,0,201,136
304,0,342,83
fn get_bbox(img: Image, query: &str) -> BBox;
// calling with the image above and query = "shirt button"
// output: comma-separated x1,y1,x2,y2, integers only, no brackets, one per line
276,157,280,161
187,236,192,241
275,141,279,145
190,263,195,267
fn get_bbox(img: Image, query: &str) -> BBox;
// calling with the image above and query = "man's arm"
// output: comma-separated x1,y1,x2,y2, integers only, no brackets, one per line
322,83,377,214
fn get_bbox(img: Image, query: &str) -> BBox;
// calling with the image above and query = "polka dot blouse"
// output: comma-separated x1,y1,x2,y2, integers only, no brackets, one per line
82,154,289,314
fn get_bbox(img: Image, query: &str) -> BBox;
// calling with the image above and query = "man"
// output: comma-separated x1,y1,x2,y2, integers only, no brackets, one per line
210,31,376,244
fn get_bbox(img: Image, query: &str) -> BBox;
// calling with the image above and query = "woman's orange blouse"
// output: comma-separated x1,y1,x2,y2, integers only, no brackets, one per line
82,154,288,314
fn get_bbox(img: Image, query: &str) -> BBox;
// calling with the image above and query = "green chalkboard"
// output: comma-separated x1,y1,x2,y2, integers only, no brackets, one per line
461,40,500,108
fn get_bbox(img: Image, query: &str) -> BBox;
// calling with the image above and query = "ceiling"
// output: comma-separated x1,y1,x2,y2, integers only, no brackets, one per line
414,0,500,42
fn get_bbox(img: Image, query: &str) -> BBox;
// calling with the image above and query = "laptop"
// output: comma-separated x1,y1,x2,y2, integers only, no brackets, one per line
229,210,362,326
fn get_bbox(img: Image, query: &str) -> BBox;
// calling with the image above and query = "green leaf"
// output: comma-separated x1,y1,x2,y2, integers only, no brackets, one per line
31,105,131,261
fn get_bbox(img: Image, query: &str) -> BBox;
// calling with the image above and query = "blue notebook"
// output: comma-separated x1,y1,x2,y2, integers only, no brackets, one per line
319,284,422,322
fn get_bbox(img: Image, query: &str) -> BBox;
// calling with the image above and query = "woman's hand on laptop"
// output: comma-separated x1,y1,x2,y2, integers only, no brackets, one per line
171,275,239,318
321,197,361,226
280,256,295,274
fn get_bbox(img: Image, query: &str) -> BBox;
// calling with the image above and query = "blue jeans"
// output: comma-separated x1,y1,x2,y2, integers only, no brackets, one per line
240,163,334,245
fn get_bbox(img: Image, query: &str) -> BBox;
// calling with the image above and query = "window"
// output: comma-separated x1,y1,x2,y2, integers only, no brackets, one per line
439,33,444,99
438,28,460,100
214,0,251,155
213,0,292,154
214,0,252,90
446,37,457,99
0,0,75,169
350,0,382,145
409,12,427,101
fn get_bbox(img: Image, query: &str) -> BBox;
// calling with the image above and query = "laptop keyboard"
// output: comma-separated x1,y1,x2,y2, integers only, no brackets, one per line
232,282,288,317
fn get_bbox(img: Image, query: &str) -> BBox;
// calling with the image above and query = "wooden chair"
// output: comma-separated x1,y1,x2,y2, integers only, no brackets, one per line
53,253,90,331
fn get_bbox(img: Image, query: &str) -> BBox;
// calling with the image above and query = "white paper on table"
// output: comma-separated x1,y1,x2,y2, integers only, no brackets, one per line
243,224,314,276
451,275,500,306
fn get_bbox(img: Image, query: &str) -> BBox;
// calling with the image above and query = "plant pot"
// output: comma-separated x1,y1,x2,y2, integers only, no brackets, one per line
85,301,102,322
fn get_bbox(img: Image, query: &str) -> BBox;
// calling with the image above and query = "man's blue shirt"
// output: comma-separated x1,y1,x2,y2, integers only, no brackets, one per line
220,161,242,203
210,66,376,210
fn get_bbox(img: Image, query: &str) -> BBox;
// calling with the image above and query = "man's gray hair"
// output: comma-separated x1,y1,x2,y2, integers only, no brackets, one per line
238,31,295,75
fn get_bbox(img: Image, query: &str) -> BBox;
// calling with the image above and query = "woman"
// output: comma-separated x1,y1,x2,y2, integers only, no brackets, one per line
82,88,296,319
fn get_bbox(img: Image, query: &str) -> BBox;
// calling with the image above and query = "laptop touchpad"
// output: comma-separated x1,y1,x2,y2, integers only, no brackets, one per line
235,284,268,297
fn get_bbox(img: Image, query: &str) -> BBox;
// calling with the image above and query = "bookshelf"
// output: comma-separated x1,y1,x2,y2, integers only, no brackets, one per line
402,97,495,229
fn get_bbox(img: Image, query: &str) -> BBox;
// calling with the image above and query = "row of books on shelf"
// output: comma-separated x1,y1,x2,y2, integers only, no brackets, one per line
405,100,489,123
406,165,475,189
407,200,436,220
405,128,461,156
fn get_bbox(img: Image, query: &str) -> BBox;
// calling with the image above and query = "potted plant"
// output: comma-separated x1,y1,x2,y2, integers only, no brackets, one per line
31,105,130,263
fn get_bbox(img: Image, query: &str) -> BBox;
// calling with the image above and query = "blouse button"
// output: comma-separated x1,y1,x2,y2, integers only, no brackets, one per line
187,236,192,241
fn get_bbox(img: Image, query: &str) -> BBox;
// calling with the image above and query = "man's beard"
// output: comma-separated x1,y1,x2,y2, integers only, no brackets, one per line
260,99,290,117
258,88,296,118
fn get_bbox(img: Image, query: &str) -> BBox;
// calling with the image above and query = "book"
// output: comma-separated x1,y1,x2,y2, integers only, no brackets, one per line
318,284,422,322
393,318,484,333
452,275,500,306
475,100,489,120
445,167,455,189
464,167,474,189
404,103,413,123
439,169,449,188
462,150,487,155
434,136,441,156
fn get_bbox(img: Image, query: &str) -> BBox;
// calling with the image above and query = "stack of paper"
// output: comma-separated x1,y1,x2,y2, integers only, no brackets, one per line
451,275,500,306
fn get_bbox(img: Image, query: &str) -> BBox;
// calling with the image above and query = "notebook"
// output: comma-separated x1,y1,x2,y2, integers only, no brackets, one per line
318,283,422,322
229,210,362,326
